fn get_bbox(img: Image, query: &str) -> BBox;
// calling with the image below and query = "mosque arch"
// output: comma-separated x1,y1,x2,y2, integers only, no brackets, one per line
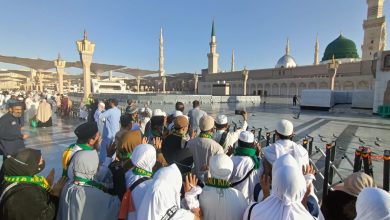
298,82,307,95
272,83,279,96
289,83,297,96
280,83,288,96
356,81,369,90
343,81,354,90
308,82,317,89
319,82,328,89
264,83,271,96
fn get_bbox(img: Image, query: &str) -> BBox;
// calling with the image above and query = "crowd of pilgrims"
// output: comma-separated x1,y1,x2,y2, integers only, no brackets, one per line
0,91,389,220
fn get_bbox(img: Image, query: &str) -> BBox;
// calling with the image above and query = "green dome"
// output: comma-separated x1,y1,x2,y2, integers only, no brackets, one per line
322,35,359,61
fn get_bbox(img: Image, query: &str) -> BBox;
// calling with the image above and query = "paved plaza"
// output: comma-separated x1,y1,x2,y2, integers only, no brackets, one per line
4,101,389,196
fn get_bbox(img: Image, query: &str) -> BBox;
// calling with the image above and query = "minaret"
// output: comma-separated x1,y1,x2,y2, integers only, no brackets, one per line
231,49,235,72
314,34,319,65
54,53,66,94
207,19,219,74
159,27,165,77
362,0,386,60
285,38,290,55
159,27,166,93
76,30,95,99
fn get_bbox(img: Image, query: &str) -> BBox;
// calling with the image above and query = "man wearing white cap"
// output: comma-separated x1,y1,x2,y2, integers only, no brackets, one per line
145,109,167,142
199,154,247,220
187,115,224,182
230,131,263,203
125,106,140,131
213,112,248,153
139,107,152,134
167,110,184,131
262,119,309,175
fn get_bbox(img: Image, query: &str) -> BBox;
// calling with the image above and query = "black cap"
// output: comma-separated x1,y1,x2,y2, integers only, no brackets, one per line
8,100,24,107
74,122,98,140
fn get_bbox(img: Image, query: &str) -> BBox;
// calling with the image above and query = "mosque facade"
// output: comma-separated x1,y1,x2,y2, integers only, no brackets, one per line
198,0,387,96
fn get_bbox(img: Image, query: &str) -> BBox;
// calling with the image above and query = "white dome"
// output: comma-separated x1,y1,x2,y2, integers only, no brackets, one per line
275,55,297,68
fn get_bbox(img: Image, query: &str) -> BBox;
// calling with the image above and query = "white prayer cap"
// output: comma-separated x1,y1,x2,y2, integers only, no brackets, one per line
153,109,166,117
215,114,228,125
276,119,294,136
209,154,233,180
131,144,156,172
199,115,214,131
139,107,146,112
146,108,152,116
239,131,255,143
172,110,183,118
355,188,390,220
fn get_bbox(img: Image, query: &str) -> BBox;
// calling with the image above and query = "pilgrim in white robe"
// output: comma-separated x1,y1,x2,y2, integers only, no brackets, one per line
199,154,248,220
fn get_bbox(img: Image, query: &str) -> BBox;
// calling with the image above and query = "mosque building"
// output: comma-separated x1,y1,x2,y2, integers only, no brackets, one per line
198,0,387,96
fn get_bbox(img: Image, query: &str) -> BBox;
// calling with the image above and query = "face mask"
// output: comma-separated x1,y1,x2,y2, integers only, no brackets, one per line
38,160,45,172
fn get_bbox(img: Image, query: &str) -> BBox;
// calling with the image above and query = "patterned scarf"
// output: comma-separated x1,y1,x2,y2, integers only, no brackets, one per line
205,177,230,188
199,131,213,139
4,175,51,191
132,166,153,177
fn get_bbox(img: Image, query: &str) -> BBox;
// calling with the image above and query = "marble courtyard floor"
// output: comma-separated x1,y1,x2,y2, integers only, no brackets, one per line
3,102,389,196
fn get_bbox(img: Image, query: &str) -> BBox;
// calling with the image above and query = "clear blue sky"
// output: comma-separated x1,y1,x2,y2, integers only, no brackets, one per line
0,0,389,74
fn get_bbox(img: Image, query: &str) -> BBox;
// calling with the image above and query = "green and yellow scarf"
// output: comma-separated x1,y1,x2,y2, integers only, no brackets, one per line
4,175,51,191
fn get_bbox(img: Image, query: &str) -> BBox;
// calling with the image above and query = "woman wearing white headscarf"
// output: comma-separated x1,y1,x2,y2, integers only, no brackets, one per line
200,154,247,220
137,164,198,220
36,98,52,127
118,144,156,220
243,165,314,220
57,150,120,220
355,187,390,220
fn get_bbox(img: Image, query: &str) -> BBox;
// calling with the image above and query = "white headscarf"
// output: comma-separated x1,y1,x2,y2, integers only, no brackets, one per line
209,154,233,180
125,144,156,187
272,154,299,177
249,166,313,220
137,164,184,220
355,187,390,220
263,139,309,168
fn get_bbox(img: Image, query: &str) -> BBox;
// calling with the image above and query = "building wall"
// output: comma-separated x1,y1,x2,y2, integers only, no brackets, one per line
199,61,374,96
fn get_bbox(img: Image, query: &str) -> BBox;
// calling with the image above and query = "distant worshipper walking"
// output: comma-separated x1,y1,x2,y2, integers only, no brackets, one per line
188,100,207,136
36,98,53,127
0,148,67,220
99,98,121,163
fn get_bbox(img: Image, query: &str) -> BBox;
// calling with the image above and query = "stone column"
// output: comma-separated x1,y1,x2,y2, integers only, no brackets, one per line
327,55,339,91
242,67,249,96
76,31,95,99
136,76,141,92
109,70,113,81
30,69,36,91
38,72,43,92
54,54,66,94
162,76,166,93
194,74,199,94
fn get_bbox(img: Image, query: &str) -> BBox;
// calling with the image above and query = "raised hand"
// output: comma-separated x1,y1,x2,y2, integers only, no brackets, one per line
302,164,315,176
184,173,198,193
142,136,149,144
153,137,162,150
